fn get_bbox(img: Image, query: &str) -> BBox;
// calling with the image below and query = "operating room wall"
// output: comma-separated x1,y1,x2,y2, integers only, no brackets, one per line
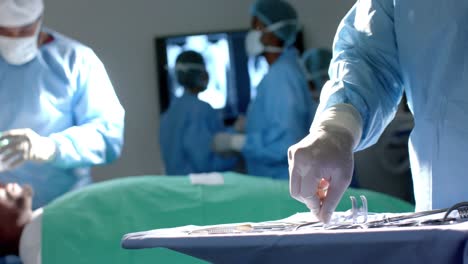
42,0,354,180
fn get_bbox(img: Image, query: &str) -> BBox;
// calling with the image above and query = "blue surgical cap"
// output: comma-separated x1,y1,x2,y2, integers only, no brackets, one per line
250,0,298,46
301,48,333,89
175,50,207,89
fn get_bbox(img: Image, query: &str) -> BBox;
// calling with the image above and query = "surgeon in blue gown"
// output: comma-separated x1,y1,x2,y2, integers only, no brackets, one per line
289,0,468,223
213,0,314,180
160,50,237,175
0,0,125,210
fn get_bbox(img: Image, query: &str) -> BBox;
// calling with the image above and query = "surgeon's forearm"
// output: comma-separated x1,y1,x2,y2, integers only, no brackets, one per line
48,123,124,168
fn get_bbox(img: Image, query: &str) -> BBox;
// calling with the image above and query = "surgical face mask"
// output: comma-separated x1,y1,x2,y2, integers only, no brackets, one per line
245,19,298,57
0,24,41,65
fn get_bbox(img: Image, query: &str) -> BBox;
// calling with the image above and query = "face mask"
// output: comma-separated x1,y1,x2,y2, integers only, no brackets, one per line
245,30,284,57
0,24,41,65
245,19,298,57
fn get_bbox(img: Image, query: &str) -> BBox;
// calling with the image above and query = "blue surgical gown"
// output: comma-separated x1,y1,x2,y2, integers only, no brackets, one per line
243,48,315,179
0,29,125,209
318,0,468,211
160,93,237,175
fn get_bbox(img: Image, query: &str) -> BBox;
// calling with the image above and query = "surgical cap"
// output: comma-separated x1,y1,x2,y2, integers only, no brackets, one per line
302,48,332,80
302,49,332,75
0,0,44,27
250,0,298,45
175,50,207,89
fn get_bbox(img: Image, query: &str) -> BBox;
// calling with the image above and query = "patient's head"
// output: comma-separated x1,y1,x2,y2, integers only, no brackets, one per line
0,183,33,256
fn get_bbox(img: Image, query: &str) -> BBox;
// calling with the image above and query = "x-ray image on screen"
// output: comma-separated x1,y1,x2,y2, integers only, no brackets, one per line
155,29,302,123
166,34,231,109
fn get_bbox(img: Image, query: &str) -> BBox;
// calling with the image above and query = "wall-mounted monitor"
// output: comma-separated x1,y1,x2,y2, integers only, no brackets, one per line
155,29,304,124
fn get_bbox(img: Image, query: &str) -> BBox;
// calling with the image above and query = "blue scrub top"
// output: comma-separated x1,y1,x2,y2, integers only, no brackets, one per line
160,92,237,175
0,29,125,208
318,0,468,211
243,48,315,179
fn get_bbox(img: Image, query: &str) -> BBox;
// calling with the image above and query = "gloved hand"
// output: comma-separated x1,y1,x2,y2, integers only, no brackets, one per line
288,104,363,223
0,128,57,171
212,132,246,154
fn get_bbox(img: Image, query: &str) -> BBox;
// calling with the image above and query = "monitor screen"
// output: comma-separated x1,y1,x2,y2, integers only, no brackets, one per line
155,29,304,124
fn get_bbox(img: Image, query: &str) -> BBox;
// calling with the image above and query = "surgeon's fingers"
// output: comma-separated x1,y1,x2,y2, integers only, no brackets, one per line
0,145,8,156
0,136,10,148
0,141,25,169
297,164,323,218
3,154,25,171
288,147,316,202
0,145,14,158
0,136,25,155
288,147,302,201
318,168,352,223
0,137,15,155
316,178,329,200
2,149,25,165
0,140,25,160
0,141,24,158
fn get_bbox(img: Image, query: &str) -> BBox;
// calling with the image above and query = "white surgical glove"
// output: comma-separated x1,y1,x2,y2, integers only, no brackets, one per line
288,104,363,223
0,128,57,171
212,132,246,154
